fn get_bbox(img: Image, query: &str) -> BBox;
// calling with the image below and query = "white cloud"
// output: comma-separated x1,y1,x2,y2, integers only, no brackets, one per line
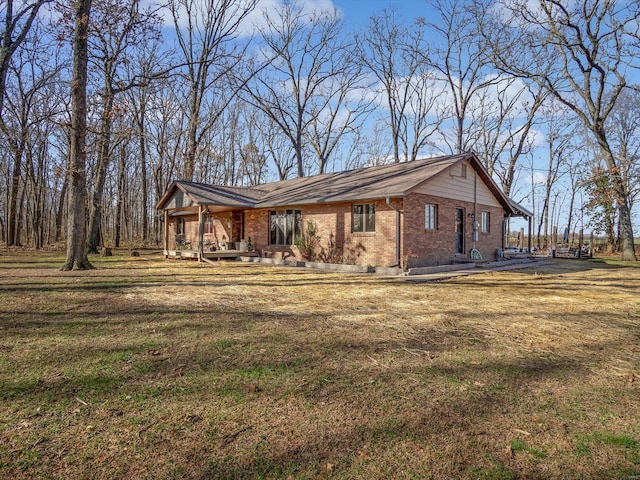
152,0,340,37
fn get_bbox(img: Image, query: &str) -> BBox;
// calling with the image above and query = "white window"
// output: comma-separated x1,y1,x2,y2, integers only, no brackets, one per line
353,204,375,233
481,211,490,233
425,204,438,230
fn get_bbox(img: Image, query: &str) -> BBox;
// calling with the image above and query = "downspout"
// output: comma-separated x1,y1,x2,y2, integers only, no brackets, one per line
385,196,401,268
472,171,478,246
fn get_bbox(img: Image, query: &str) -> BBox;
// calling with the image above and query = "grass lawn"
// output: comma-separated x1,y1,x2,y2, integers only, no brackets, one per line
0,251,639,479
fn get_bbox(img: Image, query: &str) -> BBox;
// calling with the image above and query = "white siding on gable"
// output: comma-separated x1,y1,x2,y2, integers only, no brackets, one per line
413,161,502,208
165,190,195,209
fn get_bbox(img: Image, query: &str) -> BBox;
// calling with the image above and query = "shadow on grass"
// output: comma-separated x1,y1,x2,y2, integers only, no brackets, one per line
2,254,639,479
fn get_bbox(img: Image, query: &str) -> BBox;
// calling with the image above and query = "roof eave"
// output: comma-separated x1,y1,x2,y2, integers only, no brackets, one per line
464,153,521,216
255,192,406,209
155,181,201,210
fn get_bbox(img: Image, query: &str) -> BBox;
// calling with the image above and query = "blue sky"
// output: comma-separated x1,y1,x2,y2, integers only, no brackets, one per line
334,0,425,27
131,0,640,235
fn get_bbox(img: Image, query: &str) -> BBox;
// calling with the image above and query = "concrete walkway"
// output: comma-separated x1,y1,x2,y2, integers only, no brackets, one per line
404,258,553,282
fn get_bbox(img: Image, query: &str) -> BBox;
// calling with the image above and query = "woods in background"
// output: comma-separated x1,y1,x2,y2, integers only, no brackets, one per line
1,0,638,262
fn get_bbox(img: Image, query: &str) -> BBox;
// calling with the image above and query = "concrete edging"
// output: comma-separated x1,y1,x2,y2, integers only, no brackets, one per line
239,256,403,275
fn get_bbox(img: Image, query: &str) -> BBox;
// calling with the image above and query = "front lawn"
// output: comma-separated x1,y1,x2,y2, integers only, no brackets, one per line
1,252,638,479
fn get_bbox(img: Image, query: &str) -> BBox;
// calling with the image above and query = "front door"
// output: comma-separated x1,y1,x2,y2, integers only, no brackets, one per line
231,211,244,243
455,208,464,254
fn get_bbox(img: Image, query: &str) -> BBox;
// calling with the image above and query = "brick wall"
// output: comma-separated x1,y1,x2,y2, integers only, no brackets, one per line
168,214,199,249
402,192,505,268
173,193,506,268
244,201,398,267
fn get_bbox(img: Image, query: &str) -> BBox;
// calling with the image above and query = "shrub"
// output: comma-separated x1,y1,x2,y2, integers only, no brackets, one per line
295,221,320,261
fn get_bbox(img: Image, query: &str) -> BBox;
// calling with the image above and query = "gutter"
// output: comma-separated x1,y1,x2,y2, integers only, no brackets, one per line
385,196,401,268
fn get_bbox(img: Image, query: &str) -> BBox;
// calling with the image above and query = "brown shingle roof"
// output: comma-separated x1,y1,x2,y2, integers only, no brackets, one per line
156,152,521,216
171,181,263,208
251,154,458,207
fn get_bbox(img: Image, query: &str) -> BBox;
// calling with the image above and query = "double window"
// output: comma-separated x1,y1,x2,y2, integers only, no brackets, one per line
352,204,375,233
425,204,438,230
269,209,301,245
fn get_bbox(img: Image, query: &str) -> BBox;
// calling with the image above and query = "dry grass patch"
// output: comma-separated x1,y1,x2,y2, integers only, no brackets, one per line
1,252,639,479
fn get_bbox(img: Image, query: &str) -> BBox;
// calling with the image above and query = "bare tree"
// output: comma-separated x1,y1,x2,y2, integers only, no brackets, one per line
62,0,93,270
534,100,575,248
0,0,52,245
147,82,184,243
420,0,502,155
358,7,443,163
85,0,162,253
471,79,547,196
236,104,269,185
169,0,257,181
488,0,639,260
606,88,640,217
245,3,369,176
122,42,165,245
0,0,50,116
259,116,296,180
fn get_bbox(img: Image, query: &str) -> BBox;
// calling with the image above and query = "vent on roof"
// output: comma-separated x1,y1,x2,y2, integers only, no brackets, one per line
450,163,467,178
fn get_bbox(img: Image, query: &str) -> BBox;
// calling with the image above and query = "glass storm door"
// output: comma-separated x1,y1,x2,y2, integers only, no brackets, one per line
455,208,464,254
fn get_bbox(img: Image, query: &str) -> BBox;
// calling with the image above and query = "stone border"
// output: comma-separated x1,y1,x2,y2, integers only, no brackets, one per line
239,256,403,275
238,256,539,277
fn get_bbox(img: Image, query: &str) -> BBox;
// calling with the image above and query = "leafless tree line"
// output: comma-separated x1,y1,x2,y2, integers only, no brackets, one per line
1,0,638,266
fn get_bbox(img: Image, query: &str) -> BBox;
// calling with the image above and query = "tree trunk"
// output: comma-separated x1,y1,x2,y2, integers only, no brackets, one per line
114,144,126,248
295,130,304,178
87,90,114,253
594,128,637,261
183,85,200,181
137,110,148,244
7,146,24,245
55,176,68,243
62,0,93,271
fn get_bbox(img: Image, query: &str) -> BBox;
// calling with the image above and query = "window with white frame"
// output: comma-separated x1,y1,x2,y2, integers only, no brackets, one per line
481,211,490,233
425,204,438,230
352,204,376,233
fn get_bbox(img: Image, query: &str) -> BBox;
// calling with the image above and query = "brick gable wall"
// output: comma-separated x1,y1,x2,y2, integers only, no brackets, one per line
402,192,505,268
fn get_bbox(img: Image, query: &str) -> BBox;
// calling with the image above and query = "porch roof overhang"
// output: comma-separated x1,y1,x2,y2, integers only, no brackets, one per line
508,199,533,218
156,181,262,212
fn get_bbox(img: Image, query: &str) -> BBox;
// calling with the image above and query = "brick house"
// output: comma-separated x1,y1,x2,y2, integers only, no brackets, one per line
156,152,531,269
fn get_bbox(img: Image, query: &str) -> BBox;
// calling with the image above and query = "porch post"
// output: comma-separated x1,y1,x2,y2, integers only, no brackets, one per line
163,209,169,257
198,205,205,262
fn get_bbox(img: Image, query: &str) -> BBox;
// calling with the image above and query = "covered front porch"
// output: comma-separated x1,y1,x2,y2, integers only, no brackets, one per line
163,249,260,260
156,181,262,263
160,206,257,263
